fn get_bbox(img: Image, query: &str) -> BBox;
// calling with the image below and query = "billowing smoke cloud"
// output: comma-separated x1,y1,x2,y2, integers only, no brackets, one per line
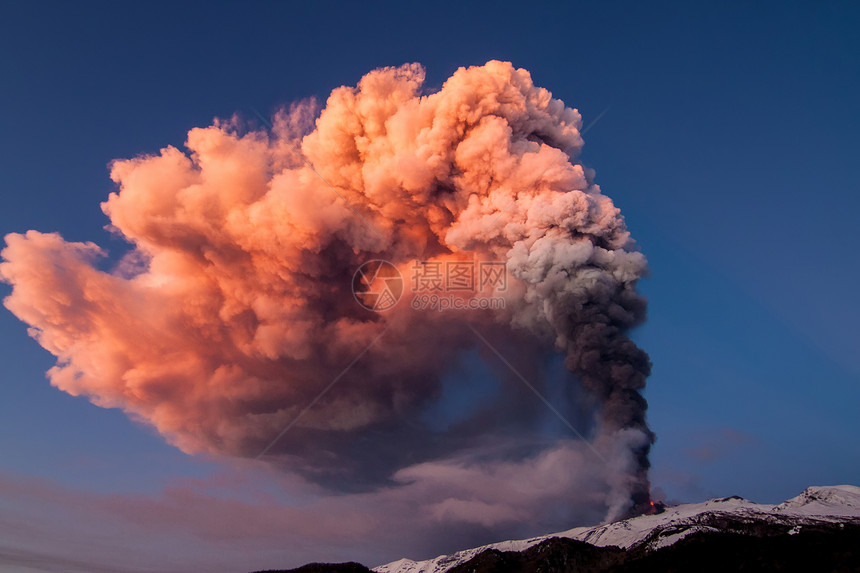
0,61,652,521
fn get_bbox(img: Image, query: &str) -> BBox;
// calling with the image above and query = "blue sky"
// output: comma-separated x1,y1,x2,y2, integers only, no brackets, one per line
1,1,859,570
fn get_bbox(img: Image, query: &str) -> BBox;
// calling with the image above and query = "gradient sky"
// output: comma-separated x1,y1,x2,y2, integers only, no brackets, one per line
1,1,859,571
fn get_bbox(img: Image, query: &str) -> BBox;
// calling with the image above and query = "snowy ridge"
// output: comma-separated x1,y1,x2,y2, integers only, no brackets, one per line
373,485,860,573
773,485,860,517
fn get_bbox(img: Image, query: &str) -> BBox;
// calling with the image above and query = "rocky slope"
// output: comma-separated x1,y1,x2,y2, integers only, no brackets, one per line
252,486,860,573
374,485,860,573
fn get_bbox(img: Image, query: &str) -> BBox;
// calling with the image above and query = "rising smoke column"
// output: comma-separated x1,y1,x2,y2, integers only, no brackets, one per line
0,61,653,519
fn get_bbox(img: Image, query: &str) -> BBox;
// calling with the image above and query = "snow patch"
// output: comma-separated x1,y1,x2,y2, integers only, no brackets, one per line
374,485,860,573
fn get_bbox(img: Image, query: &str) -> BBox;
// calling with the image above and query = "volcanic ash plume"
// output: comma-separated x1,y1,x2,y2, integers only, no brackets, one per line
0,61,653,520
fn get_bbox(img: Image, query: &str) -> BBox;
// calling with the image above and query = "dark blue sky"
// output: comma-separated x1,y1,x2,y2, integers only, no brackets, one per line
1,0,859,569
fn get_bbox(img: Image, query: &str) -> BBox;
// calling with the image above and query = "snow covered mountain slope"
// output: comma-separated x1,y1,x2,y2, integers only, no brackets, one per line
374,485,860,573
772,484,860,517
